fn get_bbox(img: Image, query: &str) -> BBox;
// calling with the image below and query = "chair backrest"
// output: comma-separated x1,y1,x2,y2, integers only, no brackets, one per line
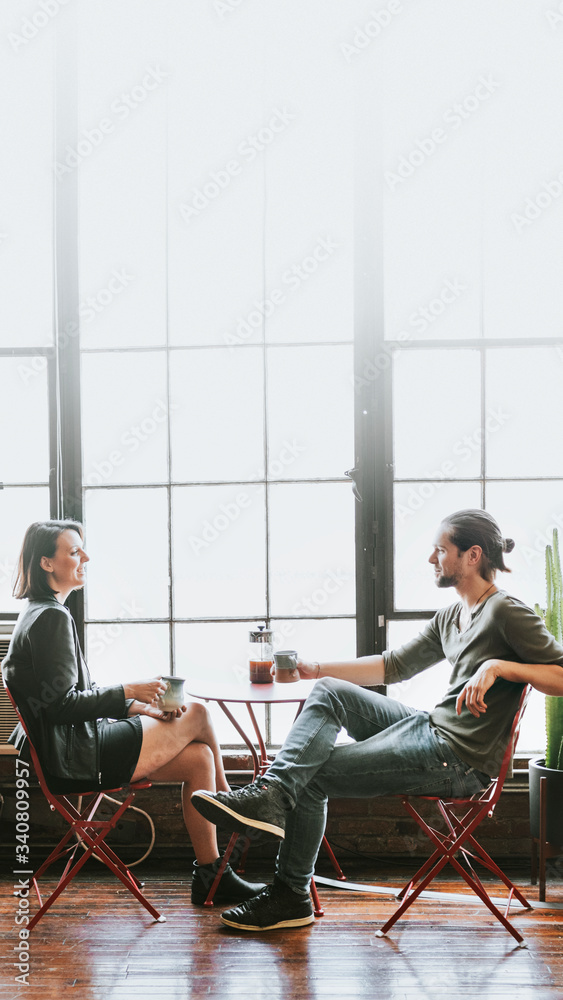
4,681,65,803
483,683,532,812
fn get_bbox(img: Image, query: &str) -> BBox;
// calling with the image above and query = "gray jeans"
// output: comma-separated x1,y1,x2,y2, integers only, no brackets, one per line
265,677,490,894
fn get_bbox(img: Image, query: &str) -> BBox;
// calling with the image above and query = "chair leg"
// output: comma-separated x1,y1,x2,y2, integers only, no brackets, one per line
321,835,346,880
310,878,324,917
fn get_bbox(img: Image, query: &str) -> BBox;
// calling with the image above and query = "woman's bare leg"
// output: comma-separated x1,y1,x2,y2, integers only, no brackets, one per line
146,741,220,865
131,702,229,792
129,703,230,862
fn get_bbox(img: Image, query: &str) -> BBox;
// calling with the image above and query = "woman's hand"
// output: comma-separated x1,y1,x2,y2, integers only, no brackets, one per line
456,660,500,717
130,702,187,722
123,678,168,705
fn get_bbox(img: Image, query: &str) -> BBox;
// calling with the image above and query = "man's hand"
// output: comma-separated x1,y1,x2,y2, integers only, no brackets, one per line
456,659,501,717
123,678,167,704
296,659,319,680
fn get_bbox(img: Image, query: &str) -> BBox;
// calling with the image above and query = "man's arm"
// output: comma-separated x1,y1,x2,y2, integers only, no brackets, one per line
298,655,385,686
456,658,563,717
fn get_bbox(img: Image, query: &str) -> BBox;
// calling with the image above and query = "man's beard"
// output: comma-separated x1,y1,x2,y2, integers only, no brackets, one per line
435,573,459,588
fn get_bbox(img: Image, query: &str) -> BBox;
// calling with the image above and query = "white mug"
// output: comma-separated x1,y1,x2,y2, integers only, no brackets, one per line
157,675,185,711
273,650,300,684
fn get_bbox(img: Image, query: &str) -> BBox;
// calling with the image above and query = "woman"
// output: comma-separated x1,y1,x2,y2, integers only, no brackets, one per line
3,520,265,905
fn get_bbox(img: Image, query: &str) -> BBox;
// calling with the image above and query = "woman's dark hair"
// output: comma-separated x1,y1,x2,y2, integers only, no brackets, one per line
441,509,514,582
13,520,84,600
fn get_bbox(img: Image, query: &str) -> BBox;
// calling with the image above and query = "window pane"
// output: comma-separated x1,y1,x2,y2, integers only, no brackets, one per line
85,623,170,688
84,488,169,619
176,623,265,745
172,485,266,618
169,348,264,483
387,619,450,712
81,352,168,486
267,346,354,479
393,350,481,479
394,481,482,610
269,618,356,744
77,1,167,349
167,5,264,348
486,481,563,612
486,348,563,478
262,10,354,347
482,21,563,339
382,6,483,342
0,25,53,347
269,484,355,617
0,359,50,483
0,488,50,614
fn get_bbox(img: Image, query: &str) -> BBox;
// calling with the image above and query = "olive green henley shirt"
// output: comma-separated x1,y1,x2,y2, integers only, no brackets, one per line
383,590,563,776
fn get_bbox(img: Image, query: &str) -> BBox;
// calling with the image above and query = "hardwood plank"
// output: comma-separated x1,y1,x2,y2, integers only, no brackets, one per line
2,863,563,999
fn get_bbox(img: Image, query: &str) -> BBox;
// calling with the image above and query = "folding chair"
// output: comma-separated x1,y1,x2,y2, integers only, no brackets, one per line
376,685,533,946
6,686,165,930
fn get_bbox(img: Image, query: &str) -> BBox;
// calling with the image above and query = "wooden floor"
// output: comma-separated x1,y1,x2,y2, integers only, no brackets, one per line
2,859,563,999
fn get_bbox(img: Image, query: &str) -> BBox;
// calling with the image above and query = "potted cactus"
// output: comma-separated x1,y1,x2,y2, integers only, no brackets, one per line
529,528,563,845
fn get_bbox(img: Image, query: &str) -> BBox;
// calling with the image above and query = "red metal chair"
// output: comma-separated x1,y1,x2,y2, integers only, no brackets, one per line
376,685,533,946
6,685,165,930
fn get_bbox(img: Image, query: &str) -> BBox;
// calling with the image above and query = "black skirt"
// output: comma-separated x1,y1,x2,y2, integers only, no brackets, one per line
41,715,143,793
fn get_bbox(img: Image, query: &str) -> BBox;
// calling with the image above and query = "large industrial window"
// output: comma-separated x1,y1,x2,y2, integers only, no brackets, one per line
2,1,562,756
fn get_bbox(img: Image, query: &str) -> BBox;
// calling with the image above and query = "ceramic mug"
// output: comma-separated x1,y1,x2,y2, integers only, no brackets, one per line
157,675,186,711
273,650,300,684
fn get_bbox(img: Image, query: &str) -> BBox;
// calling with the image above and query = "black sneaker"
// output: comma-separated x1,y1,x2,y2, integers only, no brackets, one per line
191,780,288,839
190,859,266,906
220,877,314,931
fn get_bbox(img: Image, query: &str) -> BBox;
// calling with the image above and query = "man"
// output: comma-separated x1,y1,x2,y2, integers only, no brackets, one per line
192,509,563,931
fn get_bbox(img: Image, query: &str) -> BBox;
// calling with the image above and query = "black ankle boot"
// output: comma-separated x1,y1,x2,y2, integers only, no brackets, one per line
191,858,267,906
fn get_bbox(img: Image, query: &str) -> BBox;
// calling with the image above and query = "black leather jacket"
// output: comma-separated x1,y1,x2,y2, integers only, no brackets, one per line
3,596,133,788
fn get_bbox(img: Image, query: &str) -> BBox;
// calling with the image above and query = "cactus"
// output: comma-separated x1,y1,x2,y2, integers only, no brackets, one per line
535,529,563,770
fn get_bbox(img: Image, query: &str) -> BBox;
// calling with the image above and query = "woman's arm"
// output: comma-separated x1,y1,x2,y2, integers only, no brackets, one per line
27,608,166,723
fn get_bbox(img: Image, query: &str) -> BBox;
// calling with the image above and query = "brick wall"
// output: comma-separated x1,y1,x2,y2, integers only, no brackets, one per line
0,755,533,863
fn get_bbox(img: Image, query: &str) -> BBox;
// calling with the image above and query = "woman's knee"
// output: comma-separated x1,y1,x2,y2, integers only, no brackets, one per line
181,700,212,731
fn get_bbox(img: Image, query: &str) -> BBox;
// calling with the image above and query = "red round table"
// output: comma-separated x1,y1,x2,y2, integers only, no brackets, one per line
184,671,318,779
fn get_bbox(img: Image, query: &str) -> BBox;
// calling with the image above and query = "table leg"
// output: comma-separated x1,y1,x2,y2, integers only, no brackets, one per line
217,701,260,777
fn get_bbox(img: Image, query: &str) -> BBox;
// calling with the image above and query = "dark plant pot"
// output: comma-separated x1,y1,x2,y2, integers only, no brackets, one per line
529,755,563,847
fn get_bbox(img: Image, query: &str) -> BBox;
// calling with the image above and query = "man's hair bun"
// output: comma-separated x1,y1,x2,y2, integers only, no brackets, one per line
503,537,515,553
